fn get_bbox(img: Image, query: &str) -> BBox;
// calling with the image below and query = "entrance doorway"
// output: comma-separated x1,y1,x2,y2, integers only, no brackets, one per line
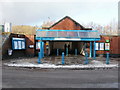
47,41,87,56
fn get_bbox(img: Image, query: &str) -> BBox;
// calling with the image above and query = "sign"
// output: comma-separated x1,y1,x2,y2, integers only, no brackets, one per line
106,40,109,43
100,43,104,50
29,45,34,48
36,42,40,49
95,43,99,50
4,22,12,32
8,49,13,55
105,43,110,50
12,38,25,50
46,41,49,45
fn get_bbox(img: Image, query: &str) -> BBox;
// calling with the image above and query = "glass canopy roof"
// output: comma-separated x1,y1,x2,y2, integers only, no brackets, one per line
36,30,100,39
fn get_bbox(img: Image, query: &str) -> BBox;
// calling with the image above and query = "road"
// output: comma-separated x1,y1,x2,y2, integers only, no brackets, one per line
2,66,119,88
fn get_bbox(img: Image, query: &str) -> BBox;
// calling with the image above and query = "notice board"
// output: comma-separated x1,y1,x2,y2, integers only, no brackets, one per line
12,38,25,50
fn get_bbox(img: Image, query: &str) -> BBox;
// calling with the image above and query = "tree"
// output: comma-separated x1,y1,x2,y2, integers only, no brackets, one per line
85,19,118,35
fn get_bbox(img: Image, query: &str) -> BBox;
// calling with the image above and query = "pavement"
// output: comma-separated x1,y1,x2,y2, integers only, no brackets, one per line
2,56,119,88
3,55,119,69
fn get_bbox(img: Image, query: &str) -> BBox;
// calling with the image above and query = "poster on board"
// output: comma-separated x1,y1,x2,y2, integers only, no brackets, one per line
95,43,99,50
105,43,110,50
100,43,104,50
14,41,18,49
18,41,22,49
22,41,25,49
36,42,40,49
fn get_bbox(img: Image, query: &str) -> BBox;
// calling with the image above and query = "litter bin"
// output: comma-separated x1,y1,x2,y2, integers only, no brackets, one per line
8,49,13,56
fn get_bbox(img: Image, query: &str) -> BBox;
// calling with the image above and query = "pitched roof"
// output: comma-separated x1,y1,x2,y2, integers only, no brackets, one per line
48,16,92,30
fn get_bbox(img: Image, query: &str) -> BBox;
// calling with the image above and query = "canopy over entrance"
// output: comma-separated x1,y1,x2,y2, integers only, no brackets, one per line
36,29,100,41
36,29,100,64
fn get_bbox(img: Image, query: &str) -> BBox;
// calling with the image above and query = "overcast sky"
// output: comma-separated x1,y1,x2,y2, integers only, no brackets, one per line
0,0,119,26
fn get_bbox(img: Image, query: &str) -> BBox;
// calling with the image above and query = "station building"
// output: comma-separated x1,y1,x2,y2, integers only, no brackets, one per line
2,16,120,60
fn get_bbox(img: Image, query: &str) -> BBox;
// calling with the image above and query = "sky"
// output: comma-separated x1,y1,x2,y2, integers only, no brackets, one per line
0,0,119,26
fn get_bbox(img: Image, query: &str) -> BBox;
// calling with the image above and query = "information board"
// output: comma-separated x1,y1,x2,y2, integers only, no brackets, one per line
105,43,110,50
36,42,40,49
12,38,25,50
95,43,99,50
100,43,104,50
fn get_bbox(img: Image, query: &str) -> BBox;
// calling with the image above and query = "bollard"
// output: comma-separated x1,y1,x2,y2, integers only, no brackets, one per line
57,49,59,56
75,49,77,56
38,52,41,64
106,52,110,64
66,48,68,56
84,52,88,64
62,52,65,64
93,41,96,59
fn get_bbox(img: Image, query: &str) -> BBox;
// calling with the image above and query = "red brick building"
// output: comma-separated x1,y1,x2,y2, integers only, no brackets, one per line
37,16,93,56
96,35,120,57
2,16,120,59
48,16,92,30
2,33,35,59
37,16,120,57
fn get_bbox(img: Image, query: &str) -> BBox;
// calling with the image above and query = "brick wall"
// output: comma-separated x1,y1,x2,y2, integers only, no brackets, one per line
50,17,82,30
96,35,120,56
2,33,26,59
25,35,35,57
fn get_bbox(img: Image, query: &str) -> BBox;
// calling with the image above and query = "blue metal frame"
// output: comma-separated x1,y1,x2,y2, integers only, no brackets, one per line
89,42,92,57
93,41,96,59
40,41,43,58
62,52,65,64
57,49,59,56
84,52,89,64
75,49,77,56
38,52,41,64
36,37,100,41
42,42,44,58
36,29,100,41
106,52,110,64
37,29,98,32
38,38,43,64
66,48,68,56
